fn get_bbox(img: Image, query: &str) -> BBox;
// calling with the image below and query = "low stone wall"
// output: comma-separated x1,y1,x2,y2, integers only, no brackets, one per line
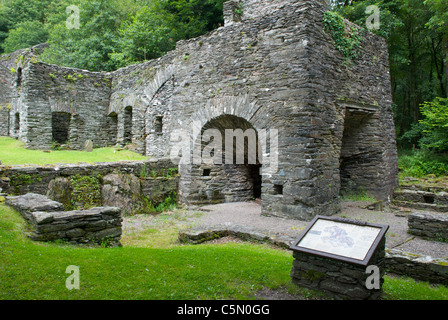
408,212,448,241
5,193,122,246
385,249,448,286
0,159,179,215
178,223,295,249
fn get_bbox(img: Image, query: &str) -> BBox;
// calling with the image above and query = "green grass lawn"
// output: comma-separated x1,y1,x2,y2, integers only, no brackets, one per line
0,137,147,166
1,204,448,300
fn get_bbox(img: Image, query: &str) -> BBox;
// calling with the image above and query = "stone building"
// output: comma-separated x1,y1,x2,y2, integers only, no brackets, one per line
0,0,398,220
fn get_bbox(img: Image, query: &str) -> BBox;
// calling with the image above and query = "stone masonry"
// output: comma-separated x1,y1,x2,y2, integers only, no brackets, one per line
5,193,123,246
0,0,398,221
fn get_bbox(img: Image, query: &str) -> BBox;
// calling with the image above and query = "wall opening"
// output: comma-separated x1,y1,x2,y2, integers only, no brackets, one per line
273,184,283,196
423,195,435,204
189,114,263,204
14,112,20,133
123,106,132,144
108,112,118,144
155,116,163,134
52,112,71,144
16,67,22,88
339,109,378,197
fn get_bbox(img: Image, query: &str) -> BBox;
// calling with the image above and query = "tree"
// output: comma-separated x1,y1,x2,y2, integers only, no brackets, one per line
419,97,448,151
425,0,448,96
40,0,123,72
110,4,176,67
1,20,48,53
162,0,225,40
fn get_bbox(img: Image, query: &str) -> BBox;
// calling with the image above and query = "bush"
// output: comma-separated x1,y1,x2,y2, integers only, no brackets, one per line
398,149,448,178
419,97,448,152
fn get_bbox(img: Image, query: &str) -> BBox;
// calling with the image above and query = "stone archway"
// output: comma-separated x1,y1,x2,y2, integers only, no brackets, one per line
52,111,71,144
183,114,263,205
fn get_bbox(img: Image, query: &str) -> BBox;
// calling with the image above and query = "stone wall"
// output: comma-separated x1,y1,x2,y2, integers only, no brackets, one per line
5,193,122,246
0,0,398,221
408,212,448,241
0,159,179,215
386,249,448,286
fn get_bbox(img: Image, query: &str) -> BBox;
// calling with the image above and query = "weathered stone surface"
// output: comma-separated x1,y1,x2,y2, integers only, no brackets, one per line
4,193,122,246
179,223,295,249
5,193,64,221
290,237,386,300
84,140,93,152
385,248,448,286
408,212,448,241
1,159,179,213
102,173,143,215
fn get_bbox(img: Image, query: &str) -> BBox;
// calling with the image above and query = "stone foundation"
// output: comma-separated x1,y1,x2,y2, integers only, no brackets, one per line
408,212,448,241
5,193,122,246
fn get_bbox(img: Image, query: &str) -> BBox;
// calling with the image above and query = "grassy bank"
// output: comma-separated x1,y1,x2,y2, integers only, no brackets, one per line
1,204,447,300
0,137,147,166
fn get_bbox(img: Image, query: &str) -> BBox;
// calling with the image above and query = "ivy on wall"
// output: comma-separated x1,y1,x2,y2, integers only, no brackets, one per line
323,11,363,62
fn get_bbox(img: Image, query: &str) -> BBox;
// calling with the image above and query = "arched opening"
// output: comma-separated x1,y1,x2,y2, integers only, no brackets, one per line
108,112,118,145
52,112,71,144
16,67,22,88
190,114,262,204
123,106,132,144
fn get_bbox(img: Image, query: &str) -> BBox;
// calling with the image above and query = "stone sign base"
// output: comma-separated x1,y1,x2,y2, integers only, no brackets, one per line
290,238,386,300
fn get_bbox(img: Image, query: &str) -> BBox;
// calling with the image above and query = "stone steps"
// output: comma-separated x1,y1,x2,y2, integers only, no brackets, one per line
392,188,448,213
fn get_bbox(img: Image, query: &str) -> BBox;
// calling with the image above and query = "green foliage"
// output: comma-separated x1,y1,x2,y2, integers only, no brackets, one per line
40,0,123,72
1,20,48,53
323,11,363,62
110,4,176,68
398,149,448,178
69,174,102,210
145,191,178,214
334,0,447,144
419,97,448,151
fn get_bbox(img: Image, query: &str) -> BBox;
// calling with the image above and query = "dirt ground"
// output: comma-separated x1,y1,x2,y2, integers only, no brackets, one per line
123,200,448,259
122,200,448,300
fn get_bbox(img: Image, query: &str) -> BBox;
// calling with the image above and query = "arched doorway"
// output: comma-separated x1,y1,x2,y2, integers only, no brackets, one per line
186,114,263,205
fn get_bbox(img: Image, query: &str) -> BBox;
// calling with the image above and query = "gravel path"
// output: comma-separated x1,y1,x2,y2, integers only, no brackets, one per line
123,200,448,259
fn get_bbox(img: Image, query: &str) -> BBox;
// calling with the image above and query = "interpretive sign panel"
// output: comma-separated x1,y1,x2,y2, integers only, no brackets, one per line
290,216,389,266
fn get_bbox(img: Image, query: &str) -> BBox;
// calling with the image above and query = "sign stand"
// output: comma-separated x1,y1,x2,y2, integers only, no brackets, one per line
290,216,389,300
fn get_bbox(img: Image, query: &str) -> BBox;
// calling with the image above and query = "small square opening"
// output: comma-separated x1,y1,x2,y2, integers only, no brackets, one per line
203,169,211,177
273,184,283,195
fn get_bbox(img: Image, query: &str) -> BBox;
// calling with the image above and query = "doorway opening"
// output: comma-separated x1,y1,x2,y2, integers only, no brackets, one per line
52,112,71,144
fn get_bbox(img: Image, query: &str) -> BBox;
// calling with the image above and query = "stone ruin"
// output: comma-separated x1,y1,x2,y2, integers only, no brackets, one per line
0,0,399,221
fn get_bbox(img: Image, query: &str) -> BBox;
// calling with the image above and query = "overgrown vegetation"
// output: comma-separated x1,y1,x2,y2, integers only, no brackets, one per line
323,11,363,62
68,174,102,210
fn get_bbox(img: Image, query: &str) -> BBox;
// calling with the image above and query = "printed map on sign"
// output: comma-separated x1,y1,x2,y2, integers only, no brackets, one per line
297,219,382,261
